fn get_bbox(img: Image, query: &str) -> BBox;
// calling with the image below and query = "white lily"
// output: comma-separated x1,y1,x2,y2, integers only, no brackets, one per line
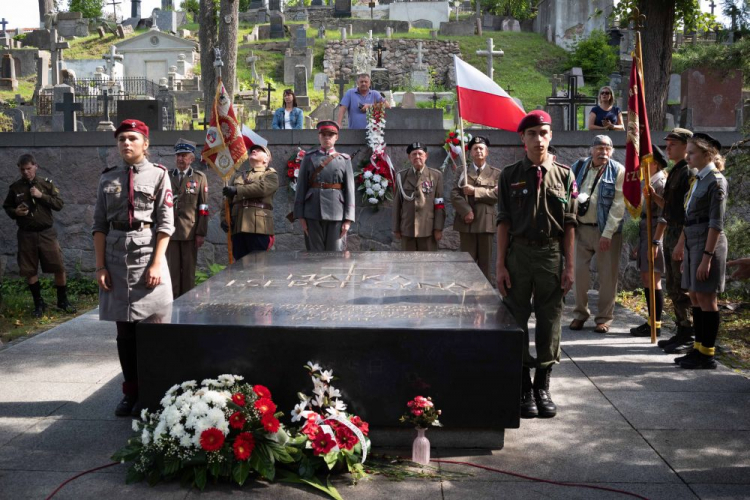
320,369,334,382
291,401,308,422
327,386,341,398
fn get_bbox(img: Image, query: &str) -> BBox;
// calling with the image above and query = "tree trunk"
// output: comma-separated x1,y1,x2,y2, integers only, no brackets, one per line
637,0,675,130
39,0,54,21
199,0,219,122
218,0,241,103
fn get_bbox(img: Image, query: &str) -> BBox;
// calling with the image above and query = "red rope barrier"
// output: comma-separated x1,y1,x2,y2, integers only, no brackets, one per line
45,462,120,500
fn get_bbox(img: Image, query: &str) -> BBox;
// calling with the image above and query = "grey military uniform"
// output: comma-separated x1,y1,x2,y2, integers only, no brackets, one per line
293,148,355,251
681,165,728,293
92,159,175,322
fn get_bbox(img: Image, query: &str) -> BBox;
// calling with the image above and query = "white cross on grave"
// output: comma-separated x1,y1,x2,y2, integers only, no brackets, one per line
416,41,425,70
102,45,123,80
48,28,70,86
475,38,503,81
246,51,259,82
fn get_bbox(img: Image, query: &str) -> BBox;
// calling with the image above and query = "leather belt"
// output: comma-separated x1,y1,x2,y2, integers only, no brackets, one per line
512,236,560,247
110,221,151,231
310,182,343,189
685,217,709,227
241,200,273,210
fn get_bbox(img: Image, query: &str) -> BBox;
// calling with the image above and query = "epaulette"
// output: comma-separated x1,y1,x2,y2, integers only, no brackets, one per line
488,165,502,172
102,166,117,174
554,161,571,170
304,147,320,155
339,153,351,160
154,163,167,171
193,169,206,177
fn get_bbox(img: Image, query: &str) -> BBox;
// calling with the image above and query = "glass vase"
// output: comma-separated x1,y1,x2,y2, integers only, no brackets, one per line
412,427,430,465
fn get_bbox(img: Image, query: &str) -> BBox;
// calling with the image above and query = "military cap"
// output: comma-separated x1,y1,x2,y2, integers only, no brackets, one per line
406,142,427,154
247,143,272,160
114,119,149,138
517,110,552,133
652,145,668,169
663,127,693,143
174,138,197,154
316,120,340,134
691,132,722,151
467,136,490,149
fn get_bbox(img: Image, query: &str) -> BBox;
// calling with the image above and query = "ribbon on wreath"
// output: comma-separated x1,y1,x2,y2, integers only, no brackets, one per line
315,415,369,463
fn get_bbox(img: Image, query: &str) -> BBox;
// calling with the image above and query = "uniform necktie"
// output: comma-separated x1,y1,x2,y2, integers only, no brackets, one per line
684,175,697,211
536,166,543,191
128,165,135,227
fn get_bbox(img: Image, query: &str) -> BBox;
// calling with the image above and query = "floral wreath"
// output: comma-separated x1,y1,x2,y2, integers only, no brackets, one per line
286,148,305,193
355,102,395,209
440,128,472,172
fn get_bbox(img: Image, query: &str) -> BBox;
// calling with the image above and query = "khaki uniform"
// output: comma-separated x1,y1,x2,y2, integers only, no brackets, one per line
166,167,209,298
451,164,501,278
92,159,175,322
222,165,279,235
3,176,65,277
392,167,445,251
497,156,577,369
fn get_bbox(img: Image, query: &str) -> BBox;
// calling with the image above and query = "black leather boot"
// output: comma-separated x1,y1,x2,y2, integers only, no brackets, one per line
520,367,538,419
56,285,77,313
29,282,45,318
533,366,557,418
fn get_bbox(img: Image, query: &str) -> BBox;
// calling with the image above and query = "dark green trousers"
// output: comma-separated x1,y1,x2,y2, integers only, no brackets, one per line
503,241,563,369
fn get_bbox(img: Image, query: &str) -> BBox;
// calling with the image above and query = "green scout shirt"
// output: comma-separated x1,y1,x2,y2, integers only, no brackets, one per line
496,155,577,240
3,176,64,231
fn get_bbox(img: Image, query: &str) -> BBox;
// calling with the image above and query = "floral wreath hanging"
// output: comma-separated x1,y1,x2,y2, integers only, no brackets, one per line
355,102,395,209
286,148,305,194
440,128,472,172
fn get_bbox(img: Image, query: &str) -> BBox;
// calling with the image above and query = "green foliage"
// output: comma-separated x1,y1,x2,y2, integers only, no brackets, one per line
68,0,104,19
195,263,226,286
725,217,750,260
622,217,641,246
565,30,618,88
482,0,537,20
0,113,12,133
612,0,719,32
672,37,750,86
181,0,200,21
722,0,750,31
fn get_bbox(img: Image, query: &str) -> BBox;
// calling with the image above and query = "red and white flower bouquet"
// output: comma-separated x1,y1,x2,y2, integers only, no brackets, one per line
356,102,395,209
440,128,472,172
286,148,305,193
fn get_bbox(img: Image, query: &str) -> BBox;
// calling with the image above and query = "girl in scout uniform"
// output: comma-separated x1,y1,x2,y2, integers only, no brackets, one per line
672,133,727,370
92,119,175,416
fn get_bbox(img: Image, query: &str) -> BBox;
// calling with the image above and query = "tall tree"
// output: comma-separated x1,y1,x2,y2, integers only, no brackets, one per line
218,0,241,100
199,0,219,120
68,0,105,19
200,0,241,118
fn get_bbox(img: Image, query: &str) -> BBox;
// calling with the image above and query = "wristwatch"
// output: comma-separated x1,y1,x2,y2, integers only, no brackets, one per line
703,250,715,257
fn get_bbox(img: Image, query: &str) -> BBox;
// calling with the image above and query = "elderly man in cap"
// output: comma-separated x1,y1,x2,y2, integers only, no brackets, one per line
647,128,696,353
393,143,445,251
222,142,279,261
294,120,355,251
166,139,208,298
450,136,501,279
569,134,626,334
496,110,577,419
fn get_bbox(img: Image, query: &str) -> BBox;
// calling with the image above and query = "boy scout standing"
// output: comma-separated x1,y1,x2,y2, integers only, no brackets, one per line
3,154,76,317
222,143,279,260
294,121,355,251
451,136,501,279
166,139,208,298
392,143,445,251
496,111,577,420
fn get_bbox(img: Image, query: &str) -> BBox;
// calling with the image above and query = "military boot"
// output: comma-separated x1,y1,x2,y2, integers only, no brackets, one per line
56,285,77,313
32,297,46,318
533,366,557,418
520,367,538,419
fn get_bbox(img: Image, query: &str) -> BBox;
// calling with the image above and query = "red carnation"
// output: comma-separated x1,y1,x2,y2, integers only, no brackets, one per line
261,413,281,433
335,426,358,451
350,416,369,436
311,433,336,456
302,422,321,439
199,427,225,452
233,432,255,460
449,132,455,138
232,393,246,407
452,138,460,145
253,385,272,399
229,411,246,430
254,397,276,416
306,412,320,424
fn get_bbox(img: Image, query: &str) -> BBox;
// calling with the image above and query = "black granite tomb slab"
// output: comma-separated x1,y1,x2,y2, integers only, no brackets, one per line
138,251,523,436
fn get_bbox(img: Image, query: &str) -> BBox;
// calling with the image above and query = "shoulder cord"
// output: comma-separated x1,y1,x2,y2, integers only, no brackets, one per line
396,169,416,202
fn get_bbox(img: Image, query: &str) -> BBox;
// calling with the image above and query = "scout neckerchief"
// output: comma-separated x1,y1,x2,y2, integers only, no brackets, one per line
684,163,716,211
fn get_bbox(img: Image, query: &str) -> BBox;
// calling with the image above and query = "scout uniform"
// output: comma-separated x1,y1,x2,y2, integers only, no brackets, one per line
3,169,74,316
392,143,445,251
497,110,577,419
450,137,501,279
293,121,355,252
676,133,727,370
222,143,279,260
166,140,209,298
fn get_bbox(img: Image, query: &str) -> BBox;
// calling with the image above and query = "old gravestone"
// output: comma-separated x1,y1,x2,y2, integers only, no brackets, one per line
309,100,337,123
3,108,25,132
668,73,681,104
334,0,352,17
680,68,743,130
153,9,178,33
313,72,329,91
411,41,430,89
294,64,311,111
0,54,18,91
270,11,285,39
116,99,162,131
400,91,417,109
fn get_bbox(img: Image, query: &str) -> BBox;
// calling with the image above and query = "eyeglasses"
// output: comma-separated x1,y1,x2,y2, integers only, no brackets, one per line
600,91,612,95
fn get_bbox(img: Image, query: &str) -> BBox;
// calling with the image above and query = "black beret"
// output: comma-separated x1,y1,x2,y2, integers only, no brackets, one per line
467,136,490,149
652,145,668,169
691,132,722,151
406,142,427,154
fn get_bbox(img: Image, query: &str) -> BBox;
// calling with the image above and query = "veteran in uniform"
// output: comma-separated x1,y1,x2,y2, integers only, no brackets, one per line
392,143,445,251
451,136,501,279
3,154,76,317
166,139,208,298
496,110,577,420
222,143,279,260
92,119,174,416
293,121,355,251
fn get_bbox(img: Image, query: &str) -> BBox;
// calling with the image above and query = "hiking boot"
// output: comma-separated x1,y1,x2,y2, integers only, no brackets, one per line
630,323,649,335
533,367,557,418
674,348,699,364
658,334,680,348
664,336,695,354
520,367,538,419
33,297,46,318
679,352,717,370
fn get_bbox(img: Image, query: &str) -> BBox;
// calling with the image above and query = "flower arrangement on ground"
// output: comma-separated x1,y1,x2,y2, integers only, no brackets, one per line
286,148,305,193
287,362,371,483
113,375,297,490
355,102,395,209
441,128,472,172
400,396,442,429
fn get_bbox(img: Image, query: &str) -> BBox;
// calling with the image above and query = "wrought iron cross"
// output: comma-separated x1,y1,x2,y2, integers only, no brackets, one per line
107,0,121,23
264,81,276,110
335,70,349,102
322,80,330,101
98,89,112,122
431,92,439,109
369,1,376,20
0,18,8,36
550,74,562,96
373,40,386,68
55,92,83,132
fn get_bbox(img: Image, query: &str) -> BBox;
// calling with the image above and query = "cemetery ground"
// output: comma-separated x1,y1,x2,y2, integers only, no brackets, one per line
0,290,748,499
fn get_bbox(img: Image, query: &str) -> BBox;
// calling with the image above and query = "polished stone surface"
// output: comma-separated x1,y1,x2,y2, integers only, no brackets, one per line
139,251,523,430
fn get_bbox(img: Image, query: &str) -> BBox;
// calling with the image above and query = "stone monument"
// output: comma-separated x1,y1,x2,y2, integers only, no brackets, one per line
293,64,311,111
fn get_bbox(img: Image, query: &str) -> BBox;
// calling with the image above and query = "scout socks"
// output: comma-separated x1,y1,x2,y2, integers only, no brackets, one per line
692,306,704,349
654,289,663,335
679,309,718,369
56,285,76,313
631,288,661,337
28,281,45,318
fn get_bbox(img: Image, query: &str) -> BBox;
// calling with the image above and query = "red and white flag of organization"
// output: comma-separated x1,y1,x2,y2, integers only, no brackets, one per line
241,124,268,150
454,55,526,132
202,81,247,180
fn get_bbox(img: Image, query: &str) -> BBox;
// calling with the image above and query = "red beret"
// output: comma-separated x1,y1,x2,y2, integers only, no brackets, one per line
114,119,149,139
517,110,552,133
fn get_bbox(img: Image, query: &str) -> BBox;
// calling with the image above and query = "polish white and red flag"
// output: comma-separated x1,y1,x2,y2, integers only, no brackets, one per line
454,54,526,132
241,124,268,150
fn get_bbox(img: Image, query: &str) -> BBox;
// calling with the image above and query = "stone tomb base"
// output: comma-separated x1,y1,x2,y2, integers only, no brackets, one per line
138,251,523,448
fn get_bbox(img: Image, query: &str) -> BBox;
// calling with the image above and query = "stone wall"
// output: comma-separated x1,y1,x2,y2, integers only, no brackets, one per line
1,130,745,290
323,39,461,88
309,19,410,34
